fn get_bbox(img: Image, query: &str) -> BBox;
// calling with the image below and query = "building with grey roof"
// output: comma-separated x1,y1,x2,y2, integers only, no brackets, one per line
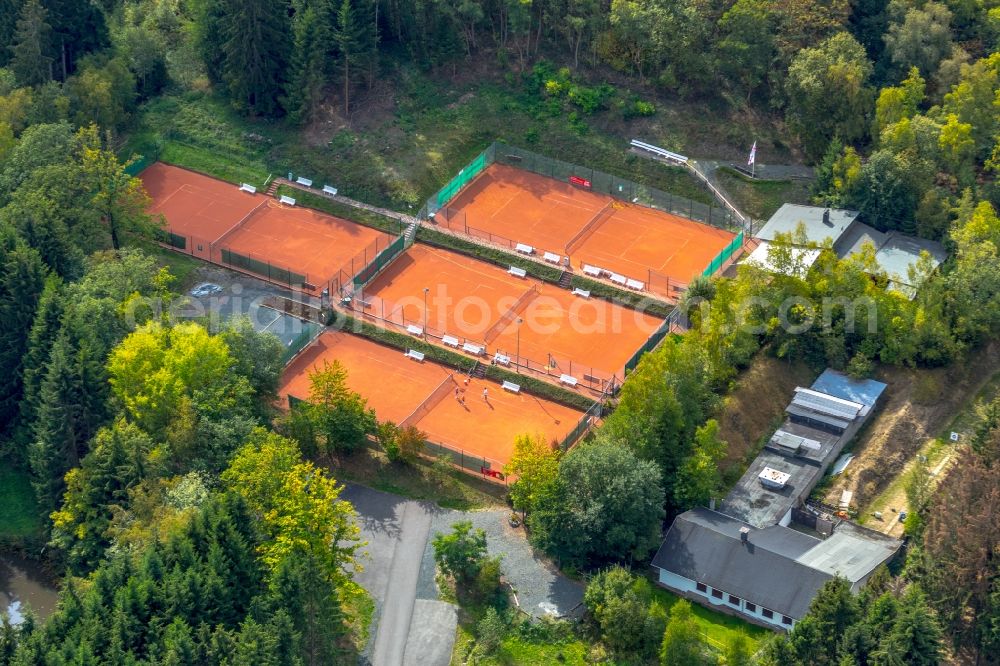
650,508,901,628
755,204,861,246
747,204,947,298
651,370,899,630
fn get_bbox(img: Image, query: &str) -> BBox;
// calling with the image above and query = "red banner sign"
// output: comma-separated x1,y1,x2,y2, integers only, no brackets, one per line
569,175,592,189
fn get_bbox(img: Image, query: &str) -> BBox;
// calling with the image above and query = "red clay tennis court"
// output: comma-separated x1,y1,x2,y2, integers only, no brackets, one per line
279,331,584,466
142,163,394,288
358,244,664,382
142,162,264,248
437,163,736,294
219,200,392,288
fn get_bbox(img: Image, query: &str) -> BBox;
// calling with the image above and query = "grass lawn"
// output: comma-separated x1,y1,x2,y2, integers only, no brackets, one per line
715,167,812,221
0,467,43,538
331,447,506,511
648,585,769,652
127,237,205,290
452,623,596,666
125,66,726,216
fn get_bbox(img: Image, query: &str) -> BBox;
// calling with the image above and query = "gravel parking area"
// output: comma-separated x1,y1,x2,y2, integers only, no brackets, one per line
345,483,584,665
419,508,585,618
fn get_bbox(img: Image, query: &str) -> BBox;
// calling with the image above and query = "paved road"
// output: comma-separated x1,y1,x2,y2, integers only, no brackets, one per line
341,485,452,666
343,483,585,665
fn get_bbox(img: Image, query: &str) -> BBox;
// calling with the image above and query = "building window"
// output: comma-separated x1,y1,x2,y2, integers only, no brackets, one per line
782,616,793,626
696,582,707,593
745,602,757,613
728,595,741,606
711,588,724,599
762,608,774,620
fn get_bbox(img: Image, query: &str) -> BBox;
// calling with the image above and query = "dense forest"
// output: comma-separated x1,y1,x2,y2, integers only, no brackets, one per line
0,0,997,664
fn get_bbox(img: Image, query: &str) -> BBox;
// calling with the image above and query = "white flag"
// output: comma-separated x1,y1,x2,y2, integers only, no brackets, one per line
748,140,757,166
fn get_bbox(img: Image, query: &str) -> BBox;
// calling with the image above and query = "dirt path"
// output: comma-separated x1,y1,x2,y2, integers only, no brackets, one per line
821,342,1000,533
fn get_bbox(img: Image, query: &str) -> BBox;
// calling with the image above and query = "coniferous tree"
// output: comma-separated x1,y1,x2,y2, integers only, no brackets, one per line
269,552,346,666
15,274,63,449
9,0,53,87
220,0,292,117
0,0,21,69
286,3,333,124
0,231,46,436
872,587,943,666
1,190,85,279
333,0,376,114
28,333,79,513
41,0,108,80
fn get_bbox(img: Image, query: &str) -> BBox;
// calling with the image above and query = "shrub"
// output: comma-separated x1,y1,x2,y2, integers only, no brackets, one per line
476,607,507,655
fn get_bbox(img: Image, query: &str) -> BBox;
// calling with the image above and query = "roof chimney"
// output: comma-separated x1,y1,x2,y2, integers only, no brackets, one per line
822,209,832,226
740,526,750,545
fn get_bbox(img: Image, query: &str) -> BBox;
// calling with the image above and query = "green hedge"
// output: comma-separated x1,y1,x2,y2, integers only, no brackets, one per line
335,313,597,411
275,185,405,236
416,227,563,281
568,275,673,319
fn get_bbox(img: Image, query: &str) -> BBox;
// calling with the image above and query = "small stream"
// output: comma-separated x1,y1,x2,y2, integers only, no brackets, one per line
0,555,59,624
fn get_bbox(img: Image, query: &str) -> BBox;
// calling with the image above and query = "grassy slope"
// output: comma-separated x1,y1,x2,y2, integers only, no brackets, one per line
715,167,812,221
334,448,505,511
0,467,43,538
859,366,1000,529
125,66,724,213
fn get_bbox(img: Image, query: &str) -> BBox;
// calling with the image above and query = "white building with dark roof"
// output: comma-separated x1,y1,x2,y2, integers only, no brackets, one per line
651,370,902,629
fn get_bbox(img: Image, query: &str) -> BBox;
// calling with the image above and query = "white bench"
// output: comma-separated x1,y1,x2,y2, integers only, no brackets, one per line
295,177,313,187
406,324,423,336
279,195,297,206
572,288,590,298
405,349,425,362
508,266,527,278
462,342,484,356
626,278,645,290
610,273,627,286
543,251,562,264
323,185,338,196
630,139,689,164
583,264,602,278
515,243,534,255
502,381,521,394
494,353,511,366
239,183,257,194
559,374,579,387
442,335,460,348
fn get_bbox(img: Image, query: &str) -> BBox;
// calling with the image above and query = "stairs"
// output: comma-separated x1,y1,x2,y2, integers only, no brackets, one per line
558,271,573,289
471,362,486,379
265,180,280,197
403,221,419,246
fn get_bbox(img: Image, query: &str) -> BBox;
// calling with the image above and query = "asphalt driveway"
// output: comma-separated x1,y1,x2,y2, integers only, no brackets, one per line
343,483,584,666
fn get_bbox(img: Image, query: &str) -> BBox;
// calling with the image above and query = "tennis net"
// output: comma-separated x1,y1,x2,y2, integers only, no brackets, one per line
483,284,540,344
399,374,457,429
565,201,615,256
210,199,268,251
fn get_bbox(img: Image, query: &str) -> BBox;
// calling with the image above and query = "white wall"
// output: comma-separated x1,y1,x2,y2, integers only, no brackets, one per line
654,568,794,630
